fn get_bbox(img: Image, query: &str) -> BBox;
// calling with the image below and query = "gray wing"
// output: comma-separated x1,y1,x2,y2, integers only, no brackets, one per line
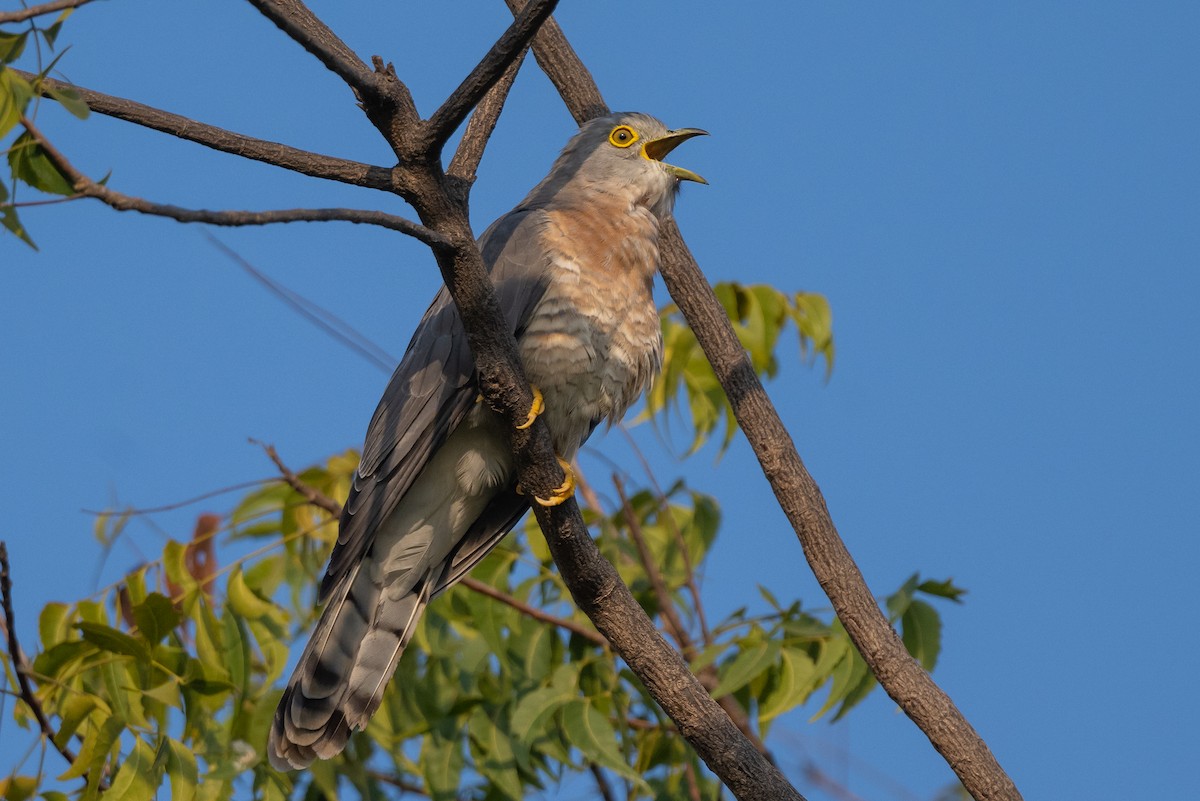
320,209,552,602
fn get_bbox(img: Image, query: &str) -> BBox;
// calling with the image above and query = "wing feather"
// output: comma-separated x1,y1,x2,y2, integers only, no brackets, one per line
320,210,553,601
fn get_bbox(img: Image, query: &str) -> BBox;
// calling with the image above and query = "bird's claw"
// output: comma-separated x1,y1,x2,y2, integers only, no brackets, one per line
515,457,577,507
534,458,576,507
515,385,544,431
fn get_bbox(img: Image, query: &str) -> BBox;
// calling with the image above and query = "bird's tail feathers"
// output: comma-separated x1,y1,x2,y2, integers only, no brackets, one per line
267,561,436,770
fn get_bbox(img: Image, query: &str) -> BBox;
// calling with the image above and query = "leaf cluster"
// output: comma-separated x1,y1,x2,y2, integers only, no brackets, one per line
1,7,88,248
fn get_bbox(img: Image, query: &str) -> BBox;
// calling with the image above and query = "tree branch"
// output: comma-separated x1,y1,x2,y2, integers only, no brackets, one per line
421,0,557,155
14,71,397,191
0,0,93,24
459,577,607,648
18,116,446,244
0,542,108,789
503,0,607,125
243,0,376,102
516,12,1023,801
446,47,528,208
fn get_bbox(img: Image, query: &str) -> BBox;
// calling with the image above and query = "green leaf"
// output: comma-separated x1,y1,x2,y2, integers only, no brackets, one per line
0,32,27,63
0,68,34,139
226,567,283,623
52,693,100,749
105,736,157,801
7,132,75,196
38,602,71,649
711,638,780,698
901,598,942,671
468,707,522,801
918,577,968,603
45,85,89,119
131,593,181,644
421,735,464,801
0,205,36,249
76,621,150,661
0,775,37,801
59,715,123,781
510,687,573,745
758,647,817,723
559,699,636,780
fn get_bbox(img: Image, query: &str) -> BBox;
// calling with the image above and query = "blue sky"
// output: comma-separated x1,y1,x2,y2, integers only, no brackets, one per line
3,2,1198,799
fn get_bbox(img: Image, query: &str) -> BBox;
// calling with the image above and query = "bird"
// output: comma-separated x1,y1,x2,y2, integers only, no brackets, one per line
268,112,706,770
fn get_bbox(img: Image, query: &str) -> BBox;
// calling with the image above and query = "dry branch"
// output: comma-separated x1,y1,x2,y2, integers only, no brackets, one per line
0,0,93,24
18,116,444,243
14,70,397,191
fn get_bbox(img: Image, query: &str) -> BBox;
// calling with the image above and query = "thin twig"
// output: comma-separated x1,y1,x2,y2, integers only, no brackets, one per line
0,0,92,24
365,769,428,796
589,763,617,801
1,542,108,788
252,441,342,517
80,480,273,517
13,70,397,192
614,475,695,661
460,577,608,648
17,115,447,245
446,46,528,206
207,234,398,374
619,427,712,646
421,0,558,154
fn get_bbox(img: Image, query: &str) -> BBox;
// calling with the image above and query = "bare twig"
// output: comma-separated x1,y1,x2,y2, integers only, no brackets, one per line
0,0,93,24
80,479,272,517
1,542,108,788
243,0,378,104
13,71,397,192
614,475,694,660
252,441,342,516
446,47,528,207
619,428,712,646
421,0,558,155
365,769,428,796
17,115,447,245
460,577,607,648
589,763,617,801
208,234,398,374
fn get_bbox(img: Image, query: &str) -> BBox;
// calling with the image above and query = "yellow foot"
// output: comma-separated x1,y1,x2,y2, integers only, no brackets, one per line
515,385,545,431
516,457,577,507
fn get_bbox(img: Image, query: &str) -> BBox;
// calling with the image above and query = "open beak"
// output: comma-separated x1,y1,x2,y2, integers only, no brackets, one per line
642,128,708,184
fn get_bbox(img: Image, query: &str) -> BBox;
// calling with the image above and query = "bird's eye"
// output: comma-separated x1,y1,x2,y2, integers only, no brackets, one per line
608,125,639,148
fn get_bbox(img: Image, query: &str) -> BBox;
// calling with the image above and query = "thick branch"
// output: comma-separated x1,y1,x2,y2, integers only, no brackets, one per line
421,0,558,155
15,71,397,191
503,0,607,125
243,0,375,100
518,15,1023,801
19,116,445,244
0,0,93,24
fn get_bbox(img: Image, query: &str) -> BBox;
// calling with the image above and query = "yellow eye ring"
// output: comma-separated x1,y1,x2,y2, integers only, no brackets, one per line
608,125,639,148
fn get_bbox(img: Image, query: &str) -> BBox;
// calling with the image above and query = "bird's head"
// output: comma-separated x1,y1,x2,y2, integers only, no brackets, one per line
525,112,707,218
